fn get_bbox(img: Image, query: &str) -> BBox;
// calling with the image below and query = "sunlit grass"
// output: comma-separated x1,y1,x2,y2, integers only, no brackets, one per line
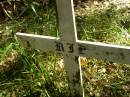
0,1,130,97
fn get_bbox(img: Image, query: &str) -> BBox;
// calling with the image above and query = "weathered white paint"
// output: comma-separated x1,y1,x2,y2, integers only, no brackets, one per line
76,40,130,64
16,33,130,65
16,33,60,52
56,0,84,96
16,0,130,97
56,0,77,42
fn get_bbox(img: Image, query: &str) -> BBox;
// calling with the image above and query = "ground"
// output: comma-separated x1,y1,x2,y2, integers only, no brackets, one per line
0,0,130,97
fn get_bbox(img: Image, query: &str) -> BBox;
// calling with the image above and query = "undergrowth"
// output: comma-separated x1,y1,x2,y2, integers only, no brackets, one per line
0,1,130,97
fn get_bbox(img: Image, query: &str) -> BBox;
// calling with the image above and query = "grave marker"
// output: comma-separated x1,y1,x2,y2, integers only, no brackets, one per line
16,0,130,97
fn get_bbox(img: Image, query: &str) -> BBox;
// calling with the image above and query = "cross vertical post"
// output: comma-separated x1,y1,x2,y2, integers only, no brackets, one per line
56,0,84,96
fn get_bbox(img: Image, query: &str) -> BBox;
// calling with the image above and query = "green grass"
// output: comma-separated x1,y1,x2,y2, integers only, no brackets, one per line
76,4,130,45
0,5,68,97
0,2,130,97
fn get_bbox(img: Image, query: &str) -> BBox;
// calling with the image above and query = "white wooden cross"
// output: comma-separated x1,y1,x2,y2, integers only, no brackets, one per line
16,0,130,97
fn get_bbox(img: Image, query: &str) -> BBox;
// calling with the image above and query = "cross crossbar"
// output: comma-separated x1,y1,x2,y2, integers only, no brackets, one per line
16,0,130,97
17,33,130,64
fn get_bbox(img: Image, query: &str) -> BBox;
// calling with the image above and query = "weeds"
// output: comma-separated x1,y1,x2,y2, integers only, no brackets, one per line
0,1,130,97
76,4,130,45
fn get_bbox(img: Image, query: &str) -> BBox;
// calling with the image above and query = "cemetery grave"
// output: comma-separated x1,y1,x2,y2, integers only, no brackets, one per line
0,0,130,97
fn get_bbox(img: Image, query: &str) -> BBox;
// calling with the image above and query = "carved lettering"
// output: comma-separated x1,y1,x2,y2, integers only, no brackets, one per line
55,41,64,52
67,43,74,53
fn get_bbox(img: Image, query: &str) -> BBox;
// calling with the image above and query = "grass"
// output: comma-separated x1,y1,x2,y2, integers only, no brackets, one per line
75,4,130,45
0,1,130,97
0,5,68,97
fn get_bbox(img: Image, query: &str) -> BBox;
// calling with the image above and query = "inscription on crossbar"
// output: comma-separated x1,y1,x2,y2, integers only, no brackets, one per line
55,41,64,52
16,0,130,97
